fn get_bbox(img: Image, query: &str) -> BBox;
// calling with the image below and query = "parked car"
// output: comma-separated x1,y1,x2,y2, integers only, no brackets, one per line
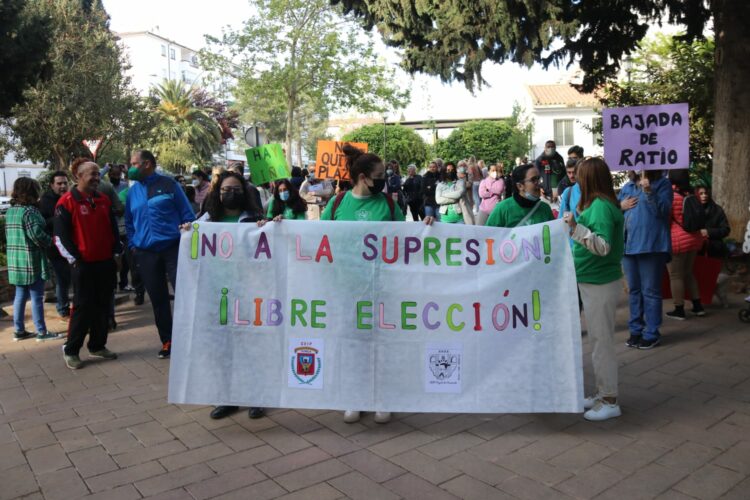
0,196,11,215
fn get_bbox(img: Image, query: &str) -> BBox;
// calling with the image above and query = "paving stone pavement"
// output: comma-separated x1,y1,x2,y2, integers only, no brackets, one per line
1,291,749,499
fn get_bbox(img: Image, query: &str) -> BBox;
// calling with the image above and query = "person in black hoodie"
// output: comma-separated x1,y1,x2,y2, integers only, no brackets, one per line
696,186,730,259
39,171,71,318
422,161,440,220
534,140,565,202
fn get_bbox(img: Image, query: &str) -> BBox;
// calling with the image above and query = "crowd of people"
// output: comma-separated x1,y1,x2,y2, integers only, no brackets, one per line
4,140,730,423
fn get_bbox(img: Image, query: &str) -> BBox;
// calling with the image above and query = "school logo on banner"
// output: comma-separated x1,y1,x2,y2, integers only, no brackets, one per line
288,339,324,389
425,343,462,394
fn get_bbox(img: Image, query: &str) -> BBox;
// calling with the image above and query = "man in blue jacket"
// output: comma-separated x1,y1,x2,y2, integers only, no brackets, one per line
617,170,673,349
126,150,195,358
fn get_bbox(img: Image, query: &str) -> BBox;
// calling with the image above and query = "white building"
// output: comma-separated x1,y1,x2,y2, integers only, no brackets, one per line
117,31,205,95
524,84,602,160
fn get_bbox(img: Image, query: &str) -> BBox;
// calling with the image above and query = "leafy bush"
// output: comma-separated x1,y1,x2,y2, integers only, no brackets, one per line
434,120,530,165
342,124,428,174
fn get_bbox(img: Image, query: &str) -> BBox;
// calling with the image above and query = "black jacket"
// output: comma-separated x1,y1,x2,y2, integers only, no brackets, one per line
39,191,63,260
422,171,440,206
703,200,730,258
403,175,423,204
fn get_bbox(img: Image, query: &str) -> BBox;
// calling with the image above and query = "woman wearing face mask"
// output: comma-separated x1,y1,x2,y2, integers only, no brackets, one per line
191,169,211,206
184,171,266,420
486,164,554,227
320,144,405,424
435,161,475,224
476,163,505,226
265,179,307,221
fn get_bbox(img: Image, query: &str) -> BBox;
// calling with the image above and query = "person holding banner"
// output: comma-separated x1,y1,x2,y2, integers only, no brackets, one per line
320,144,404,423
618,169,672,349
183,171,266,419
563,157,624,421
486,164,554,228
266,179,307,221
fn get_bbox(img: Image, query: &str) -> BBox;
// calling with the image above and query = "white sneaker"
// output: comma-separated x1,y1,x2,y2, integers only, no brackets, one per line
583,395,599,409
374,411,392,424
343,410,361,423
584,401,621,421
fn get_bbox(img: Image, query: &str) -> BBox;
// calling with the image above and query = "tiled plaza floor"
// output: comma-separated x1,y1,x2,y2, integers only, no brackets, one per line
1,290,749,499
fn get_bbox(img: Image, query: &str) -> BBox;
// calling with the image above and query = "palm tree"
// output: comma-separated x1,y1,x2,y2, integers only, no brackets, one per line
151,80,222,170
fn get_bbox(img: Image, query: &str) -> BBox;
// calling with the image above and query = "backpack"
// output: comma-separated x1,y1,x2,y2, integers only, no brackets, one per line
681,194,706,233
330,191,396,221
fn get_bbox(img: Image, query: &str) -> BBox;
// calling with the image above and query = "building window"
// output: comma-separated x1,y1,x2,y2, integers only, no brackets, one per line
553,119,574,146
170,48,176,60
592,117,602,146
191,55,198,67
161,44,166,56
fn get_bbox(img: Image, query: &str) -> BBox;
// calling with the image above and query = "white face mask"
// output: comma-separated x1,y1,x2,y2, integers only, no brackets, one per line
489,171,498,179
192,179,200,187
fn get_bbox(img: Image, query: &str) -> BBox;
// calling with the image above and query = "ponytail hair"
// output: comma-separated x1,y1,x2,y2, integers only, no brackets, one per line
343,144,382,182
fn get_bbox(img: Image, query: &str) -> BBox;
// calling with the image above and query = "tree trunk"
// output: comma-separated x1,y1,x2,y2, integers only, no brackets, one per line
285,103,294,168
52,147,67,170
712,0,750,240
296,131,303,168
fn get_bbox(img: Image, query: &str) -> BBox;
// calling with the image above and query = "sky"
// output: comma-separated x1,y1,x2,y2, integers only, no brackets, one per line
102,0,573,121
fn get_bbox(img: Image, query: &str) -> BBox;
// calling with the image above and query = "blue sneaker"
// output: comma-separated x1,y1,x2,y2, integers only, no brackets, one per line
36,331,62,342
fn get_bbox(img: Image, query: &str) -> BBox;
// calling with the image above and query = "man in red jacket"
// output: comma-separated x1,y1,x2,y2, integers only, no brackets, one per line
54,159,122,370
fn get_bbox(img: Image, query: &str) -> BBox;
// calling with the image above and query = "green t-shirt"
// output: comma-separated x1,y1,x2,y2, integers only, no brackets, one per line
320,192,405,221
220,214,241,223
573,198,624,285
267,198,306,220
441,203,463,223
118,186,128,205
485,197,554,228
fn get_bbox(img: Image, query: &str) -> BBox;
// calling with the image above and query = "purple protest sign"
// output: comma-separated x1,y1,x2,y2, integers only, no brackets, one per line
603,103,689,171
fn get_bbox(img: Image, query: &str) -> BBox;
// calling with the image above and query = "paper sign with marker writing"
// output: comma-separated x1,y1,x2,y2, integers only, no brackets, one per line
169,220,583,413
315,141,368,181
245,144,290,184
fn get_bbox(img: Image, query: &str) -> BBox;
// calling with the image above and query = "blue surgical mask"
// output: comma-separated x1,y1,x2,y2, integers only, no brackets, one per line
279,191,290,201
524,192,540,202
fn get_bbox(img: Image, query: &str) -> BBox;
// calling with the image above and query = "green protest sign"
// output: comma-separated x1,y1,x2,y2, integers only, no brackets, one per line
245,144,290,184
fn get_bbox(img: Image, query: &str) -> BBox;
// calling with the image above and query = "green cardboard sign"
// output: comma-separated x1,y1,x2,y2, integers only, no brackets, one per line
245,144,290,184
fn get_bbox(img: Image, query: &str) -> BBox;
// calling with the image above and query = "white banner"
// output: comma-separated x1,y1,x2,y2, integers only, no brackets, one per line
168,220,583,413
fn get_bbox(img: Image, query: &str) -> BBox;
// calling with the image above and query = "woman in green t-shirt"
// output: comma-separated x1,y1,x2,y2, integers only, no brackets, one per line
266,179,307,221
485,164,554,228
187,171,266,421
562,157,625,422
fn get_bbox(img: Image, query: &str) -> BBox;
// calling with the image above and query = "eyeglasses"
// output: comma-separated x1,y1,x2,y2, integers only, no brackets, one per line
524,176,541,184
220,186,243,194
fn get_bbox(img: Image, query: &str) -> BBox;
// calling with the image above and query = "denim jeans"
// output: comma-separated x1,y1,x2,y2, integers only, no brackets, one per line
424,204,440,221
13,278,47,334
51,257,71,316
622,253,668,341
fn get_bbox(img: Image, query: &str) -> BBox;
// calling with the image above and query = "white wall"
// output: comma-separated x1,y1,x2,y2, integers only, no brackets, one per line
529,107,603,160
0,166,46,195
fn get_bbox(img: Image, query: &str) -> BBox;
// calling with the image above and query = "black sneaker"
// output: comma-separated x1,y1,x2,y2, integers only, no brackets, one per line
665,308,686,320
108,317,117,331
210,405,238,419
13,331,34,342
134,295,145,306
158,342,171,359
691,304,706,317
248,407,265,419
626,335,641,348
638,338,661,349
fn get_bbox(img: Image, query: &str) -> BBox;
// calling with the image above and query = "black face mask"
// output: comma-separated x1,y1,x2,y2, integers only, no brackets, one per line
368,177,386,195
221,191,243,210
446,171,458,181
110,178,120,186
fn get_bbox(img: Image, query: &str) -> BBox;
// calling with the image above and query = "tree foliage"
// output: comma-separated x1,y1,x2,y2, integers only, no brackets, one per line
332,0,710,93
434,118,530,167
6,0,137,168
342,124,427,172
202,0,410,165
0,0,52,117
149,80,223,172
601,34,714,184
